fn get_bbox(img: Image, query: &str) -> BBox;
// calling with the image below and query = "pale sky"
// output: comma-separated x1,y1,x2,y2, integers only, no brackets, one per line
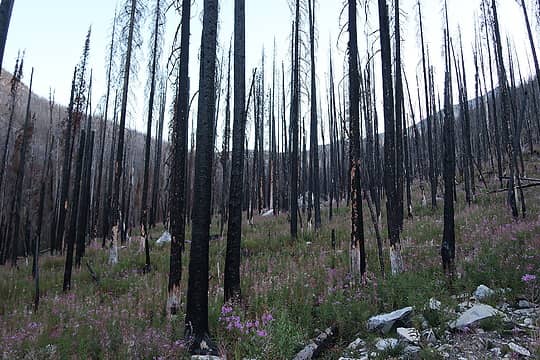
2,0,537,139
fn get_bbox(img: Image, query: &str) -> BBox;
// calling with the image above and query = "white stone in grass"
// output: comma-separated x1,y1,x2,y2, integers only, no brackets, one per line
397,327,420,344
473,285,495,301
156,231,172,245
451,304,501,329
367,307,413,334
375,338,399,351
429,298,442,311
508,342,531,357
347,338,366,350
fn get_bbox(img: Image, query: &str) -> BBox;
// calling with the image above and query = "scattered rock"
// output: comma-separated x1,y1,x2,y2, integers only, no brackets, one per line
156,231,171,245
474,285,495,301
490,347,502,357
403,345,421,356
507,342,531,357
191,356,223,360
517,300,535,309
375,338,399,351
346,338,366,351
367,306,413,334
261,209,274,217
421,329,437,344
429,298,442,310
292,326,337,360
397,327,420,344
451,304,501,329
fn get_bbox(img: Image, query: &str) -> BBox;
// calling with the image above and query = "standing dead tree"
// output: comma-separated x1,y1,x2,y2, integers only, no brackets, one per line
167,0,190,317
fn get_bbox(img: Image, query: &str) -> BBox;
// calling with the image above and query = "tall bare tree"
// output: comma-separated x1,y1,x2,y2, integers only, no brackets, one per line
167,0,190,317
185,0,220,354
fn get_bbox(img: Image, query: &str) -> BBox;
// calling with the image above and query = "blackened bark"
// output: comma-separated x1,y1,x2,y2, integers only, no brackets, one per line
290,1,300,239
348,0,366,281
308,0,321,229
141,0,162,272
55,69,78,254
7,67,33,266
185,0,219,353
168,0,190,316
378,0,402,274
63,130,85,292
224,0,247,302
418,1,436,210
442,32,455,277
491,0,518,218
0,0,15,74
111,0,137,263
150,90,165,227
395,0,404,228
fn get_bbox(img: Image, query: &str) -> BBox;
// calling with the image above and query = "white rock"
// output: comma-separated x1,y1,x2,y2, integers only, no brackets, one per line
156,231,172,245
191,356,223,360
397,327,420,344
347,338,366,350
490,348,502,357
261,209,274,217
517,300,535,309
451,304,501,329
375,338,399,351
474,285,495,301
429,298,442,310
508,342,531,357
421,329,437,344
404,345,421,355
367,306,413,334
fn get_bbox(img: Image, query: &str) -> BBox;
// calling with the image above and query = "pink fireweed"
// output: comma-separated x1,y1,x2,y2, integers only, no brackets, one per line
522,274,536,283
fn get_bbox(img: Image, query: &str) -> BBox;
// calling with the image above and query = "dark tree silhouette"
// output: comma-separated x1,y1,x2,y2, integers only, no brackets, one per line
184,0,220,354
348,0,366,281
167,0,190,317
224,0,246,303
0,0,15,74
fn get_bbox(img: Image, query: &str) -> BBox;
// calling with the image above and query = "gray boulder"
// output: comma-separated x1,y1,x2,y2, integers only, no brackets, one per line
451,304,501,329
473,285,495,301
367,306,413,334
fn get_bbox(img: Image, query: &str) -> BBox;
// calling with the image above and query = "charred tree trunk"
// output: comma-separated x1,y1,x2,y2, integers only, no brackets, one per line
63,130,85,291
141,0,162,272
491,0,519,218
442,30,456,278
185,0,219,353
167,0,190,317
308,0,321,229
0,0,15,74
348,0,366,282
7,67,33,266
378,0,403,274
290,1,300,239
110,0,137,264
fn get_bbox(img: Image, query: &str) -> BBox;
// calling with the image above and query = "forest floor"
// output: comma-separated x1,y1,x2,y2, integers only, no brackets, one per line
1,152,540,360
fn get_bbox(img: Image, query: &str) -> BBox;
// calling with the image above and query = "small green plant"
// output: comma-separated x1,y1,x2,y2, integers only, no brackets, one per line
375,342,405,359
478,315,505,332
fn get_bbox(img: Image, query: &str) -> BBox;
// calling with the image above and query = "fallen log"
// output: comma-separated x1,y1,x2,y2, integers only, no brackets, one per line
486,182,540,194
292,326,338,360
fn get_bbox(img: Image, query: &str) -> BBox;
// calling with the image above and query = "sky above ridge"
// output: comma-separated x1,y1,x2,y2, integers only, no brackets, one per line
2,0,537,141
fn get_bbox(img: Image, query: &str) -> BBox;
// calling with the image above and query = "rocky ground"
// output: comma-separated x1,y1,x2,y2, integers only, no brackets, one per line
336,284,539,360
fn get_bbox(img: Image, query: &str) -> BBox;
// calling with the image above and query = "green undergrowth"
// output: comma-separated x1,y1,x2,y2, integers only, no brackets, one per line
1,156,539,359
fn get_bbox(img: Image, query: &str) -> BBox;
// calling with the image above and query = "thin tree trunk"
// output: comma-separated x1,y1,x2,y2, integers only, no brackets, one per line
185,0,219,353
168,0,190,317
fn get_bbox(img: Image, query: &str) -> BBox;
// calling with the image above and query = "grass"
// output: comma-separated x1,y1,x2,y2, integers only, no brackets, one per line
1,154,539,359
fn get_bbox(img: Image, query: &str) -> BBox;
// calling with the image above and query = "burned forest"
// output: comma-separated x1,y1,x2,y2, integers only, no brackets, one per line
0,0,539,358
